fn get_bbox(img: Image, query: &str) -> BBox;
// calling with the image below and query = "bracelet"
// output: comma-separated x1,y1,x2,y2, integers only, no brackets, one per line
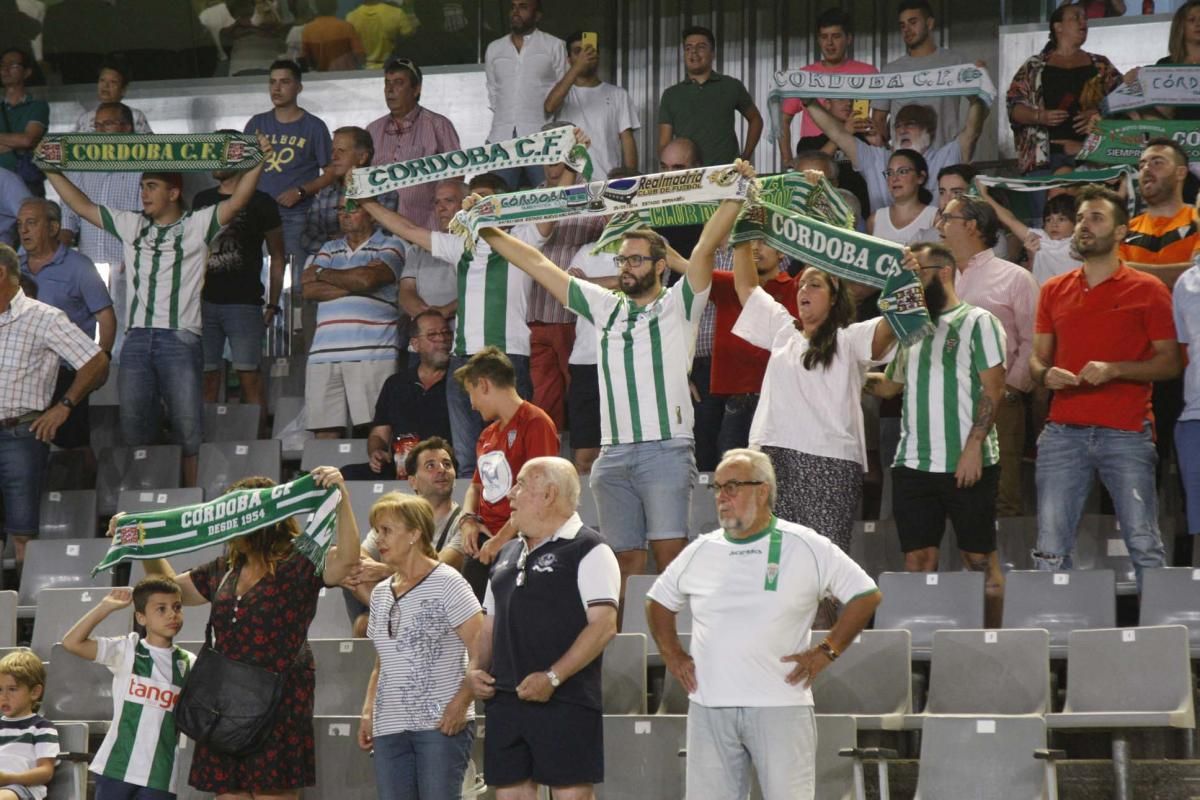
817,640,840,661
265,303,282,312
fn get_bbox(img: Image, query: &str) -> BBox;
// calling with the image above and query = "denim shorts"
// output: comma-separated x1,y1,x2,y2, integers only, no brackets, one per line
0,421,49,537
589,438,697,552
201,301,264,372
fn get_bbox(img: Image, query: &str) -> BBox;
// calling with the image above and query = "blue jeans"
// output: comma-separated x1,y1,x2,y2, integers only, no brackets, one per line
0,421,49,537
373,727,474,800
1034,422,1166,589
119,328,205,457
445,353,533,477
279,205,308,283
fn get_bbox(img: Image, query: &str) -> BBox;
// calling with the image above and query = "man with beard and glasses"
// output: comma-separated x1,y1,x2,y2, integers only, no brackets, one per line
461,162,752,603
484,0,566,190
866,241,1008,627
1030,185,1181,591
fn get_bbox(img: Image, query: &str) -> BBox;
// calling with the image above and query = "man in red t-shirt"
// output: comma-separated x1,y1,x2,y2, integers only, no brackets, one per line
455,346,560,568
1030,186,1182,590
709,240,798,453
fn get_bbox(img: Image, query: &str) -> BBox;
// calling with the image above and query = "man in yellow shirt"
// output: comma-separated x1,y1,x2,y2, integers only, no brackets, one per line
347,0,417,69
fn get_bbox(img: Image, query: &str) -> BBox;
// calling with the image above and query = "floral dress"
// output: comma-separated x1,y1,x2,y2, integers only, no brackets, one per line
187,550,326,793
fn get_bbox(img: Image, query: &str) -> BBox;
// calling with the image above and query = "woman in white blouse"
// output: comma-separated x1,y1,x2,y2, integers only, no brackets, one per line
867,149,937,247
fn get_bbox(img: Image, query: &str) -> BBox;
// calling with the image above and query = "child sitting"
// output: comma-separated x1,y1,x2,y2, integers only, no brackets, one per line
977,180,1079,286
63,578,195,800
0,650,57,800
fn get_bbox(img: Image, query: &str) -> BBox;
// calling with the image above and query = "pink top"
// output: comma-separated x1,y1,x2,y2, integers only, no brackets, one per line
366,105,461,230
780,59,878,139
955,249,1040,393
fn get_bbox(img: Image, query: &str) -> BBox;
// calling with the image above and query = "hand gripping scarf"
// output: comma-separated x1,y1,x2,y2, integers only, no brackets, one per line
34,133,265,172
1101,66,1200,116
93,473,342,575
345,127,592,199
730,202,932,346
766,63,997,141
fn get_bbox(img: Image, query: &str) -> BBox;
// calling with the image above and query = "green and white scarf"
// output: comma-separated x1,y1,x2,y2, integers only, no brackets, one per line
93,474,341,575
731,202,932,346
345,127,592,199
588,171,853,253
450,164,753,248
977,165,1138,215
766,63,996,140
34,133,264,172
1101,66,1200,115
1078,120,1200,166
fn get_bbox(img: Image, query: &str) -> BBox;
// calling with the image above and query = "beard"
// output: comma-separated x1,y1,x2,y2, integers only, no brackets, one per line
899,129,932,153
619,269,659,298
924,277,948,324
1073,228,1116,258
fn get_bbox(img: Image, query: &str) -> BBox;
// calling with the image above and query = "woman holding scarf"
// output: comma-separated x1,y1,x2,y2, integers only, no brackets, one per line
137,466,362,800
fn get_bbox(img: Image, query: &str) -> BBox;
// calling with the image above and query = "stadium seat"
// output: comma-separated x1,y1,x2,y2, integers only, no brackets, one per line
452,476,472,506
309,587,352,639
689,473,718,537
89,404,122,451
197,439,283,500
202,402,262,442
38,489,97,540
0,591,16,647
312,716,376,800
602,633,647,714
1139,567,1200,655
44,449,90,491
116,487,205,515
97,445,183,516
656,633,691,715
874,571,985,658
913,716,1054,799
815,714,860,800
30,587,132,661
343,480,410,536
849,519,905,580
904,629,1051,728
1072,514,1163,595
622,575,690,664
265,356,307,415
1047,625,1195,798
598,714,687,799
936,516,1037,574
1001,570,1116,658
272,395,309,461
578,482,601,529
43,643,115,732
19,538,124,615
311,638,376,717
47,720,88,800
302,439,367,472
91,365,120,405
809,629,911,731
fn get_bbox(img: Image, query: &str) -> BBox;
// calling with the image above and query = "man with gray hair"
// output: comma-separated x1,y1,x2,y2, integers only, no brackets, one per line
397,178,465,325
468,455,620,799
646,448,881,800
937,193,1037,519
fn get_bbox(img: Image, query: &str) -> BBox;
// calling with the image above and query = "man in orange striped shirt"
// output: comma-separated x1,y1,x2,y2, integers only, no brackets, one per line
1120,139,1199,290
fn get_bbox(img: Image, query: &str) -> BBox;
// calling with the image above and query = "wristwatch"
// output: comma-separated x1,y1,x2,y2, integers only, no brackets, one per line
545,670,561,688
60,396,76,410
295,186,306,199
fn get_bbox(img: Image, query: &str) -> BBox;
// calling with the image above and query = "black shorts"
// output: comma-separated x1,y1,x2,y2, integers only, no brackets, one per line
567,364,601,449
51,366,90,450
483,692,604,787
892,465,999,554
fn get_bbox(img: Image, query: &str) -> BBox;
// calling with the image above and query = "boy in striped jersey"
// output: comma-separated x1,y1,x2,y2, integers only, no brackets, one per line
464,161,752,596
62,579,194,799
0,650,57,800
866,241,1008,627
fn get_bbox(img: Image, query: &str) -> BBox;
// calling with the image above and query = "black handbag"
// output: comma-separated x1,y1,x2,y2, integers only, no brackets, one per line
174,569,293,756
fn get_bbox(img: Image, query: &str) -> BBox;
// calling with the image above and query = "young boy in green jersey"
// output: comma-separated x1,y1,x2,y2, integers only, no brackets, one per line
63,578,194,799
0,650,58,800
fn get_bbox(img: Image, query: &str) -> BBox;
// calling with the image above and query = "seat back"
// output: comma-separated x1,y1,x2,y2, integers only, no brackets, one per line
578,482,601,529
116,487,205,515
89,404,122,452
202,402,261,442
197,439,282,500
622,575,691,659
875,571,985,656
1139,567,1200,654
689,473,718,538
1073,514,1147,594
44,643,117,722
311,638,376,717
96,445,183,516
810,629,912,727
301,438,367,472
850,519,905,579
815,714,857,800
598,714,686,799
925,629,1051,716
309,587,353,639
46,720,88,800
914,716,1048,800
31,588,133,661
272,395,309,460
312,716,377,799
656,634,691,714
452,477,472,506
343,480,410,539
0,591,16,647
39,489,97,540
1062,625,1195,718
19,539,122,608
602,633,647,714
90,364,120,405
1001,570,1116,655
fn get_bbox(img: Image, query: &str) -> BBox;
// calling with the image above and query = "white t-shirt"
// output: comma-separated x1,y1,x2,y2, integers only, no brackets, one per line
1029,229,1079,286
647,516,877,708
567,244,619,365
872,204,937,247
733,288,890,468
0,712,58,800
554,82,640,181
856,139,962,216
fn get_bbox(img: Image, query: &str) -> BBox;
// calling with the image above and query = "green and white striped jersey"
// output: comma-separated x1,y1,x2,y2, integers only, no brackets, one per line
99,205,223,336
567,274,709,445
430,226,546,357
90,633,195,793
887,302,1006,473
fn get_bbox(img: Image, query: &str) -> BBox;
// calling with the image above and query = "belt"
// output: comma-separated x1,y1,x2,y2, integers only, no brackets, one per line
0,412,40,429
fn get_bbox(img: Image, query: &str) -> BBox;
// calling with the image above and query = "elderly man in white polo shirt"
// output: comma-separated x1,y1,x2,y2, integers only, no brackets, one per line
646,448,882,800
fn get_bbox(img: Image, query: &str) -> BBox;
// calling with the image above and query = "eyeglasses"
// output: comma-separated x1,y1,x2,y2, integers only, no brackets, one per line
881,167,916,178
515,545,529,587
708,479,764,497
614,254,655,268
